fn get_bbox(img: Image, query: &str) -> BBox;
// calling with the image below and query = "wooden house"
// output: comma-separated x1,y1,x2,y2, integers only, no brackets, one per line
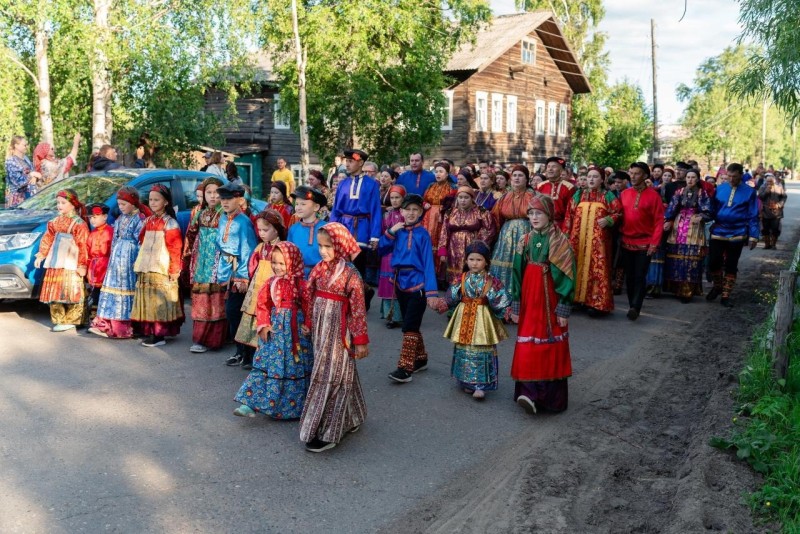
431,11,591,167
204,10,589,195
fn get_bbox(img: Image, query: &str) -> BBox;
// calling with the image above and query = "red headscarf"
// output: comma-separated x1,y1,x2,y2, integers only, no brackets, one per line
388,185,407,197
57,189,88,222
117,186,152,216
321,222,361,261
271,241,306,359
33,143,52,173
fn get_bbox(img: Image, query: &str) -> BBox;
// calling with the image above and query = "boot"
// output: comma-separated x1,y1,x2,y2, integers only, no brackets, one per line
720,274,736,308
706,271,723,301
413,333,428,373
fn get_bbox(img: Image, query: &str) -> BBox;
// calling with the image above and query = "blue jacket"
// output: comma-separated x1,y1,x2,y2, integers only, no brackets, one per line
710,182,760,241
396,169,436,196
216,211,257,283
378,222,438,297
330,174,382,246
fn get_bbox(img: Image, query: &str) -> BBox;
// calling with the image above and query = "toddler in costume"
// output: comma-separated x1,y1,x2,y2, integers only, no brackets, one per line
443,240,512,400
85,203,113,313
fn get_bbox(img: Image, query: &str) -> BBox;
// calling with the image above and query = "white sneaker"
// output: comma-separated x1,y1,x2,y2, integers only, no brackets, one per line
516,395,537,414
87,327,108,338
190,344,208,353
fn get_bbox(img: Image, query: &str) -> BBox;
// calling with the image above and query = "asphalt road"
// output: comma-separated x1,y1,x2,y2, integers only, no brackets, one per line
2,183,797,533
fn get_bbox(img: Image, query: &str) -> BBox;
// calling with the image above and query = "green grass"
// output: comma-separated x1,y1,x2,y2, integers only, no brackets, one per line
711,319,800,531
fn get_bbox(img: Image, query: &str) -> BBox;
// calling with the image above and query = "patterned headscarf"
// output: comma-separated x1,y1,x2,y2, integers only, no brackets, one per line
274,241,304,281
256,208,287,241
527,194,573,280
57,189,87,221
388,185,407,197
320,222,361,262
117,186,152,217
456,185,476,198
33,143,52,173
528,193,554,220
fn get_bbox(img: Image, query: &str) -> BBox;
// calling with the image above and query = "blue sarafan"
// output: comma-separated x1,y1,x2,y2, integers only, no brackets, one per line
0,168,266,300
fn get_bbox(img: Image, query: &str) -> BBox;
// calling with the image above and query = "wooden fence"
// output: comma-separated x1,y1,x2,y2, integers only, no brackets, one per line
772,270,797,380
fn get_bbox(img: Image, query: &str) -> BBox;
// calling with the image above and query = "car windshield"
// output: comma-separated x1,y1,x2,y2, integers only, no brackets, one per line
14,174,129,210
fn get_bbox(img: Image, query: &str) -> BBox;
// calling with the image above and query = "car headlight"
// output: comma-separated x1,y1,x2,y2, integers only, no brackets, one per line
0,232,42,252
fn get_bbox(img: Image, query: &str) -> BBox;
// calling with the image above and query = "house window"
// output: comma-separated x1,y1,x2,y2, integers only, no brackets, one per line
535,100,545,135
558,104,568,136
491,93,503,133
475,91,488,132
273,94,290,129
442,90,454,131
506,95,518,134
521,39,536,65
548,102,557,135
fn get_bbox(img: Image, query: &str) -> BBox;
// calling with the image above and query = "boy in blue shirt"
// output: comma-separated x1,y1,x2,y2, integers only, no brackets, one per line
379,194,445,383
287,185,327,278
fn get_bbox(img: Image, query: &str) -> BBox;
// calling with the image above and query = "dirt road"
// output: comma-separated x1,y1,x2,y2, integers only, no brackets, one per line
391,185,798,534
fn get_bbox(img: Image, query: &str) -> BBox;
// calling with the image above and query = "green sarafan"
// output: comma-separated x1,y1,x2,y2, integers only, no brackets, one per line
732,0,800,120
255,0,492,165
0,0,256,166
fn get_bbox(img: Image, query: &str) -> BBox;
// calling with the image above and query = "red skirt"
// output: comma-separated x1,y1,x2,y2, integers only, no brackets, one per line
511,263,572,381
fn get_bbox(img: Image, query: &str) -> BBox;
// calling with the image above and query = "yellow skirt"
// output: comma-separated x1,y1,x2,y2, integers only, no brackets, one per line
444,303,507,346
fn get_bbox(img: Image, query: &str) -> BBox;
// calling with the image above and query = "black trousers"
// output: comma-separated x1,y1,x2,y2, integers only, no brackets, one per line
622,248,651,312
225,291,252,359
762,218,781,238
708,239,745,276
396,289,427,333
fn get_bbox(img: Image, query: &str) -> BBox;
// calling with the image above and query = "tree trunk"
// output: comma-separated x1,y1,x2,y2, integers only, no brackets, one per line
291,0,309,182
91,0,112,151
34,20,54,146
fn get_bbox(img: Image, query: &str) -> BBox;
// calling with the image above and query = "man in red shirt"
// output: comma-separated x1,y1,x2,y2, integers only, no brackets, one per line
619,162,664,321
537,156,575,232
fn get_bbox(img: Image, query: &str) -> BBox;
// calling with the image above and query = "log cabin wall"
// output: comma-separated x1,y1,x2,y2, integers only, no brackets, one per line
431,29,574,169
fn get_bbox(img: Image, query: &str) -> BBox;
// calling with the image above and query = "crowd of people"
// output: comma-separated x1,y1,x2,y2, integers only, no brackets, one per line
11,136,787,453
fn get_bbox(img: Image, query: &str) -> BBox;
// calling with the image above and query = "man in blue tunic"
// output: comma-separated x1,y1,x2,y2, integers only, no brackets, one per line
217,182,258,367
396,152,435,196
330,148,382,309
707,162,760,307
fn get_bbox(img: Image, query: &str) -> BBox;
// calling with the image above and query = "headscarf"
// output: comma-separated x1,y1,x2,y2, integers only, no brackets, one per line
458,168,478,189
388,185,407,197
463,240,491,271
57,189,88,222
117,186,152,216
456,185,476,198
270,241,305,360
511,164,530,181
320,222,360,261
434,161,451,174
33,143,52,173
255,208,287,241
527,194,573,280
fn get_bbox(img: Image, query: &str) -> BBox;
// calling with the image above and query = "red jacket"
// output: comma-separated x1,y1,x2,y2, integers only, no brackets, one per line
87,223,114,287
620,186,664,250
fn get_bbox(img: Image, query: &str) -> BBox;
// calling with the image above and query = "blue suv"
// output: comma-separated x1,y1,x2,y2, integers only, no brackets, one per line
0,169,264,300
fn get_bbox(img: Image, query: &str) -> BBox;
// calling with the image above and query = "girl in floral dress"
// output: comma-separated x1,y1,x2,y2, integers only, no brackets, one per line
378,185,406,328
234,241,312,419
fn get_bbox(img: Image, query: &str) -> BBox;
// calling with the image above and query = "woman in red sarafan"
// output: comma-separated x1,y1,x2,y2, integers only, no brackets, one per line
563,166,621,315
511,194,575,414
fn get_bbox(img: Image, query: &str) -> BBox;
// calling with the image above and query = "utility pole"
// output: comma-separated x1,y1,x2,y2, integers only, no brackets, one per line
651,19,659,164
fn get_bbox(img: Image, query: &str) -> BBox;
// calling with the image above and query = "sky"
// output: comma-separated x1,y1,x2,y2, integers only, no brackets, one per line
490,0,743,126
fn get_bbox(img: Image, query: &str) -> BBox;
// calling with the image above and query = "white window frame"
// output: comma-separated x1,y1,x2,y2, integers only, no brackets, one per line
548,102,557,136
535,99,545,135
441,90,454,131
273,94,290,129
521,38,536,65
475,91,488,133
506,95,518,134
558,104,568,137
491,93,503,133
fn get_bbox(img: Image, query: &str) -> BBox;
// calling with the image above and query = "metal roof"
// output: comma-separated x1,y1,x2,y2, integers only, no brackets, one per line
445,11,591,94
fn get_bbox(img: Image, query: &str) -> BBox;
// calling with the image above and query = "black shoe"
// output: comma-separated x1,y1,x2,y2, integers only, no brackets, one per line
721,297,734,308
413,360,428,373
141,335,166,347
241,360,253,371
626,308,640,321
306,438,337,453
388,368,413,383
364,287,375,311
385,321,399,329
225,353,243,366
706,287,721,301
680,296,692,304
586,307,600,318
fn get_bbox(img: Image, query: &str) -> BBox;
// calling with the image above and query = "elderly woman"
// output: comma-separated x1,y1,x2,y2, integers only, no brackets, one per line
564,166,622,315
490,164,535,313
663,169,712,302
5,135,41,207
758,173,787,249
32,133,81,188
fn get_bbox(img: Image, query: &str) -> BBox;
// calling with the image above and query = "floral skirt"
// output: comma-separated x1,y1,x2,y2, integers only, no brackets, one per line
451,344,498,391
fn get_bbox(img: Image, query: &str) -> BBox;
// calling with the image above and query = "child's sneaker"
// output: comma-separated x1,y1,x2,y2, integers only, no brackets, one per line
225,353,243,366
141,335,166,347
52,324,76,332
388,368,412,383
233,405,256,418
413,360,428,373
190,344,208,353
472,390,485,400
516,395,537,414
305,438,337,453
87,326,108,337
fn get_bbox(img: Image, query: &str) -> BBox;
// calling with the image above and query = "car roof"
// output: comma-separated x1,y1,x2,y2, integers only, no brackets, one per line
79,168,213,180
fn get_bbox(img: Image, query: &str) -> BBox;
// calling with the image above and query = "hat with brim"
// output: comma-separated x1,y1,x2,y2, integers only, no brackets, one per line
217,182,246,199
292,185,328,207
344,148,369,162
545,156,566,168
401,193,424,209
